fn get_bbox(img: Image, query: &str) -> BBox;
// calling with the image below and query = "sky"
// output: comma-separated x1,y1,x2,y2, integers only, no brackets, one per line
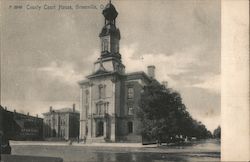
1,0,220,131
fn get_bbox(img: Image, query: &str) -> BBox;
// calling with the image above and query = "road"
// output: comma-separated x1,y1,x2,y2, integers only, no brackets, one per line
11,139,220,162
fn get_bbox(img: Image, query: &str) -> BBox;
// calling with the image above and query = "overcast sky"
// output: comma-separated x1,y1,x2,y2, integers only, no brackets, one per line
1,0,220,131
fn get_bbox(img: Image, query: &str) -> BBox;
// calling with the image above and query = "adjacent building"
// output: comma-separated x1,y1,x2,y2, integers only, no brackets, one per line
43,104,80,140
79,2,161,143
0,107,3,136
0,105,43,141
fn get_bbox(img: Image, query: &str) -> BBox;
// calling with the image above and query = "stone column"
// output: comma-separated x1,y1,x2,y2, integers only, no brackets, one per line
89,83,93,139
87,117,91,139
93,120,96,137
110,77,116,141
110,115,116,141
79,87,84,139
104,120,107,138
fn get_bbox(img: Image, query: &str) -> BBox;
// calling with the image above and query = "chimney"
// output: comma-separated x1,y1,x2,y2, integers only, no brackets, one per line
147,65,155,79
72,104,75,112
50,106,53,112
162,81,168,88
36,114,38,118
27,112,29,116
14,109,16,113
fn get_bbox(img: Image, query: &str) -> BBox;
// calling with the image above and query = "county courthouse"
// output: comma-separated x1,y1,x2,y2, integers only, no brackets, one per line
79,2,162,143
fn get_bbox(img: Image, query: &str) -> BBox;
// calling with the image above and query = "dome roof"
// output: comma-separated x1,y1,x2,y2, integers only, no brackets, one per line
102,2,118,21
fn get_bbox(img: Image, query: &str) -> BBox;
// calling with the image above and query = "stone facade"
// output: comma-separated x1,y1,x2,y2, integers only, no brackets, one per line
43,105,79,140
79,2,157,143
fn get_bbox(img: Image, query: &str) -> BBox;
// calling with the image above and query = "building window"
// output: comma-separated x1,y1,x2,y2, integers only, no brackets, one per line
98,85,103,99
104,85,106,98
85,90,89,104
105,102,109,114
96,102,109,115
128,107,133,115
85,105,89,115
98,84,106,99
61,119,65,126
128,87,134,99
96,104,101,115
128,122,133,133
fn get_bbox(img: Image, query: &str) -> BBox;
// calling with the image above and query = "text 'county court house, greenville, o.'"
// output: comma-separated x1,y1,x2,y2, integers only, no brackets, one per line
78,1,164,143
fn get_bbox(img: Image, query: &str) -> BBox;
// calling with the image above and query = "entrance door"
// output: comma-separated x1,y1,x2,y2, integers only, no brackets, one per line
97,121,104,137
128,122,133,134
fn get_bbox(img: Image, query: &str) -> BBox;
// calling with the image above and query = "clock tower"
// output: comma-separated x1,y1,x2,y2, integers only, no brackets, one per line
79,1,156,143
93,1,125,74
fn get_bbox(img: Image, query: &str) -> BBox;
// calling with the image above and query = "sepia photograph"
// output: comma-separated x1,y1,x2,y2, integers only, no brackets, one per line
1,0,247,161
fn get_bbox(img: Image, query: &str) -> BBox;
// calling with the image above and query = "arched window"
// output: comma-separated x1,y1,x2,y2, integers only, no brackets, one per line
128,122,133,133
98,84,106,99
98,85,103,99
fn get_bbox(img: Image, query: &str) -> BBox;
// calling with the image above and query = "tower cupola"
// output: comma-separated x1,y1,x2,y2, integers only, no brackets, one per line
102,2,118,22
92,1,125,75
99,1,121,59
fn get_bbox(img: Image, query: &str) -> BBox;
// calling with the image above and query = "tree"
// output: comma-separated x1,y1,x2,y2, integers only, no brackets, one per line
213,126,221,139
138,80,212,144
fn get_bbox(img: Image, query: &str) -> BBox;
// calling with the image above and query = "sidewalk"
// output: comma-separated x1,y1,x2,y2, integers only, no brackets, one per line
73,142,157,148
10,140,158,148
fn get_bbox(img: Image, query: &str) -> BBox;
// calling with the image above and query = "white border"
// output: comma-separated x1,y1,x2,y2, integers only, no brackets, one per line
221,0,249,161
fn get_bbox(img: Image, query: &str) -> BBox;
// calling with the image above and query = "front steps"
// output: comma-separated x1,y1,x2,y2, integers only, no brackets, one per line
86,137,110,143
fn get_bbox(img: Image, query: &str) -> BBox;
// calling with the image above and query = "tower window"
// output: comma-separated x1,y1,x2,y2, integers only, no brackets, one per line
128,122,133,133
128,87,134,99
102,39,109,51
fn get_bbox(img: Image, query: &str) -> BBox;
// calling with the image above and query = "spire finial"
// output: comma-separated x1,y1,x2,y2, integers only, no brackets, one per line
109,0,111,4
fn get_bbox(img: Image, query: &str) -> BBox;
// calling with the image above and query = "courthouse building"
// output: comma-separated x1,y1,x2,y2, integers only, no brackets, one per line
79,2,160,142
43,104,79,140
